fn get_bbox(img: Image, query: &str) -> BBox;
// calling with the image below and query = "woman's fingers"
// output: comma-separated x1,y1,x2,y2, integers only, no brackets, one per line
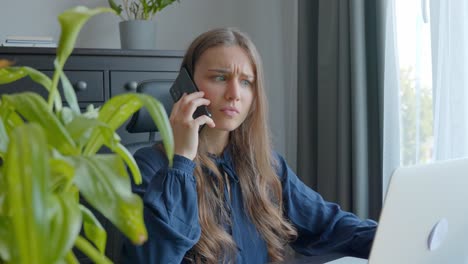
171,91,210,121
180,90,205,103
169,91,213,160
194,115,216,128
181,97,211,118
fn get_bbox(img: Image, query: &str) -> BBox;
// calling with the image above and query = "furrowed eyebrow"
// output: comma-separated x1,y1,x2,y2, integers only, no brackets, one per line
207,68,255,81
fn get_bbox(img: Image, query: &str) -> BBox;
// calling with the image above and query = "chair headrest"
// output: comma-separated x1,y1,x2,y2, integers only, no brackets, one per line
126,79,174,133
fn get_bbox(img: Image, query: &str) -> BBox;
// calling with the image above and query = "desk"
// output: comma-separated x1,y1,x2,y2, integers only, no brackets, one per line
276,254,367,264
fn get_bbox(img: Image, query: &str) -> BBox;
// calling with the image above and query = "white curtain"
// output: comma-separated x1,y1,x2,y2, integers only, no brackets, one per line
382,0,468,196
430,0,468,160
382,0,401,195
384,0,468,202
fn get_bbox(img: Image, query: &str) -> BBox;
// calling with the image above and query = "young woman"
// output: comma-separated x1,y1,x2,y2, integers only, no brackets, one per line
123,28,377,264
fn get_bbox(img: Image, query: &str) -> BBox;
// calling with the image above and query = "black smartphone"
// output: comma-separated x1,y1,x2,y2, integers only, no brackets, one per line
170,66,212,119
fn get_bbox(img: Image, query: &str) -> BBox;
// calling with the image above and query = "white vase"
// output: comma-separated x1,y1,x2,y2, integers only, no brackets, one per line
119,20,156,50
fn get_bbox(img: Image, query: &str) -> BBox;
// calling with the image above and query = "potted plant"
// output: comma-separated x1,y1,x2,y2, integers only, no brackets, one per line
0,6,173,264
108,0,180,49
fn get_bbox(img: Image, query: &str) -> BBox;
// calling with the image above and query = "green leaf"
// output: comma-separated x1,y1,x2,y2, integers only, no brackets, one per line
0,99,24,135
141,0,151,19
25,66,53,90
59,107,76,126
157,0,179,12
65,251,79,264
0,66,51,87
74,236,112,264
4,123,50,263
134,93,174,166
0,67,27,85
0,170,6,215
96,94,143,131
0,112,80,264
0,174,8,264
83,94,142,155
46,192,82,263
2,93,78,155
70,155,147,244
80,205,107,253
112,142,142,184
49,158,75,193
83,104,99,119
108,0,123,15
59,71,80,114
83,93,174,167
0,185,5,261
0,117,8,155
67,116,140,183
0,216,11,261
56,6,114,68
49,6,114,111
0,67,60,107
65,115,117,150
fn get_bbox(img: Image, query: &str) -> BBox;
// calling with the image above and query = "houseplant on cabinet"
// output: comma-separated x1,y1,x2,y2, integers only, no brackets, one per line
108,0,180,49
0,6,174,264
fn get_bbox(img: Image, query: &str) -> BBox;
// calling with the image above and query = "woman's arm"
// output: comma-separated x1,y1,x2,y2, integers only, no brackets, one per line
123,146,201,264
275,153,377,258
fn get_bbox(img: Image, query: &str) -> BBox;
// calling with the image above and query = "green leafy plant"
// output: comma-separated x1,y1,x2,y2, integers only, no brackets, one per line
0,6,174,264
108,0,180,20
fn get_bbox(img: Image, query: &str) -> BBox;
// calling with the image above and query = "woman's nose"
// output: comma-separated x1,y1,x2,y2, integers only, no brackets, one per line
225,80,241,101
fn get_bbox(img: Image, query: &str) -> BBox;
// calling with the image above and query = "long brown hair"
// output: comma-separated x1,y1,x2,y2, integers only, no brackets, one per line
182,28,297,263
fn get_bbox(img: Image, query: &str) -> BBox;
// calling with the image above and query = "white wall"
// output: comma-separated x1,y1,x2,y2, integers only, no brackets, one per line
0,0,298,169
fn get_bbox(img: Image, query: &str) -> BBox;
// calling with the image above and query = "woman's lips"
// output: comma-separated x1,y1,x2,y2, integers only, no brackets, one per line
220,106,239,117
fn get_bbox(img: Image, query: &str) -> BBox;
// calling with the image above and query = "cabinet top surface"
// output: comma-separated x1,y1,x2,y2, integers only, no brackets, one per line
0,47,184,57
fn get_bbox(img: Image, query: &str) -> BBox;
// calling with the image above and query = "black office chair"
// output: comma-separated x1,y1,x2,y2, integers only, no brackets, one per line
124,79,175,154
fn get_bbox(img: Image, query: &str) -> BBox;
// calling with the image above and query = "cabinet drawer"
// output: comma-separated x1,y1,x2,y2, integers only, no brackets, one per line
54,70,104,102
110,71,177,96
0,70,104,104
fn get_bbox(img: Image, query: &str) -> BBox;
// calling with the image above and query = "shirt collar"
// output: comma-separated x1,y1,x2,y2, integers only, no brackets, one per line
208,146,239,183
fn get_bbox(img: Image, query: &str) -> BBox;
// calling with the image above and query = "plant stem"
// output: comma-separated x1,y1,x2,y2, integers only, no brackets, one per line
48,67,63,111
123,0,131,20
75,236,112,264
65,251,79,264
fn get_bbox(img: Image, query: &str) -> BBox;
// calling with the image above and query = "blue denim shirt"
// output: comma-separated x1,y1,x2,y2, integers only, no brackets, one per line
123,146,377,264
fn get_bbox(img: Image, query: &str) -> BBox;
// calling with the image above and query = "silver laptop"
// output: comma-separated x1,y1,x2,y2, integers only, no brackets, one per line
328,158,468,264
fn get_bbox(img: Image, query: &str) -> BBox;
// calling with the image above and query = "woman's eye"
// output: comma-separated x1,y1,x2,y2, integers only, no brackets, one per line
241,80,252,87
214,75,226,81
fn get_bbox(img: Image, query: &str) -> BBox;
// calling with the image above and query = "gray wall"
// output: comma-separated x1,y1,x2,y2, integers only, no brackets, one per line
0,0,298,169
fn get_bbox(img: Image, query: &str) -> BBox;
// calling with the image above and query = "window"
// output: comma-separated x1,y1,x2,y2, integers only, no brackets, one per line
384,0,468,191
395,0,433,166
391,0,468,166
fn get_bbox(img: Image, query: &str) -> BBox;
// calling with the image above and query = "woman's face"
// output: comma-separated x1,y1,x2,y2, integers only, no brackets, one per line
193,45,255,132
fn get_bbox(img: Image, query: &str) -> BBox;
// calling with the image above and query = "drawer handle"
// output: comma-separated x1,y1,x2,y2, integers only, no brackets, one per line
125,81,138,91
74,81,88,91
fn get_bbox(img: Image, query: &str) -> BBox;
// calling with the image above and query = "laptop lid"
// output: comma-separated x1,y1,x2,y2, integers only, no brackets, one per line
368,158,468,264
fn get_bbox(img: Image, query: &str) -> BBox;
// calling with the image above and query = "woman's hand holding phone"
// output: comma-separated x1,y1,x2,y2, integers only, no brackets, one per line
169,91,215,160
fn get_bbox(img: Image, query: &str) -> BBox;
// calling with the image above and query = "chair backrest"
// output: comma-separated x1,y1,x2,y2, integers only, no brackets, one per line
124,79,175,154
126,79,174,133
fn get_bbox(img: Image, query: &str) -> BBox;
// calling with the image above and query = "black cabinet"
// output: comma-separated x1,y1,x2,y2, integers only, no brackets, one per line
0,47,184,263
0,47,183,145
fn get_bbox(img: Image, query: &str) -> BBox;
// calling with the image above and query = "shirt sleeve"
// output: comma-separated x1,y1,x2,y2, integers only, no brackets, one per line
123,146,201,264
274,153,377,258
